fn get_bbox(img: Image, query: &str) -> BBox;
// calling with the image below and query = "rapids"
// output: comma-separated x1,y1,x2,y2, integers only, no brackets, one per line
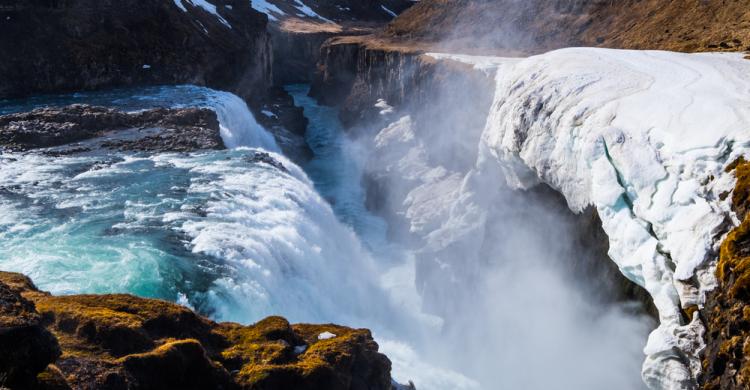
0,84,473,389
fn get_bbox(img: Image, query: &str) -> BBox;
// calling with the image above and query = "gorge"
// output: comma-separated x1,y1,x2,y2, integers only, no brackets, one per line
2,1,750,390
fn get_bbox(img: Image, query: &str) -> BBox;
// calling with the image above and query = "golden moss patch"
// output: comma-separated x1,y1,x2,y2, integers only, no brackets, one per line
703,157,750,389
0,272,392,390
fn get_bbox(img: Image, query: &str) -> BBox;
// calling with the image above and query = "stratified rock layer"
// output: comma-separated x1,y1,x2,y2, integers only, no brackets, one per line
0,272,393,390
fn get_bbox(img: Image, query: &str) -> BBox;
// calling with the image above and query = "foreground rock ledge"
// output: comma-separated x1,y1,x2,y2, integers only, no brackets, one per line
0,272,393,390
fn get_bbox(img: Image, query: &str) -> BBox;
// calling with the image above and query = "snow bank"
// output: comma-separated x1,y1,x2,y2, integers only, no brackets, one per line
467,48,750,388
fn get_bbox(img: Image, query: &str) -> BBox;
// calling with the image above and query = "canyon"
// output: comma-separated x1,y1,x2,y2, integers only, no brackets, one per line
2,1,750,389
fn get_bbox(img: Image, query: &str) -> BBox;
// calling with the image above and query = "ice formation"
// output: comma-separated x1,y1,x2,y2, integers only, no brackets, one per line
419,48,750,388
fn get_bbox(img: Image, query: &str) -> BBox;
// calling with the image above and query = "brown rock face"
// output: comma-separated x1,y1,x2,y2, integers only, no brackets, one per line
702,158,750,390
384,0,750,54
0,0,272,104
0,272,393,390
0,104,223,152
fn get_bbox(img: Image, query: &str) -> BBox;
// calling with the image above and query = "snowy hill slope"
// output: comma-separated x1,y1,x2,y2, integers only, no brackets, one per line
427,48,750,388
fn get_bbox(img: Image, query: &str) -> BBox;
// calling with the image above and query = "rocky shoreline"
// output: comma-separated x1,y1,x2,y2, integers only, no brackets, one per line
0,105,224,153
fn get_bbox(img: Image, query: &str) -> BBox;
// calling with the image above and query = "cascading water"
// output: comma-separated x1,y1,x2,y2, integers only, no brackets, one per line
0,80,656,390
0,84,473,389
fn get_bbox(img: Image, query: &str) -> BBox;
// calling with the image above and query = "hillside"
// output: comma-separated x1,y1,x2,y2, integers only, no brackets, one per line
384,0,750,54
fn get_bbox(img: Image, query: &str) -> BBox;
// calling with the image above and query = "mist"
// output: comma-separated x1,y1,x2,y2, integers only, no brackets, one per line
343,5,658,383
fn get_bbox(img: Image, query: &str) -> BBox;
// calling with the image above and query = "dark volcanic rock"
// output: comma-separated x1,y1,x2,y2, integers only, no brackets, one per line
246,151,288,173
0,276,61,389
0,271,394,390
0,105,223,152
0,0,271,104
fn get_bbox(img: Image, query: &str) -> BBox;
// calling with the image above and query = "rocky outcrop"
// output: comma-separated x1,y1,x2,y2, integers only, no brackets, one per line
0,271,394,390
702,158,750,389
0,0,271,105
271,20,374,86
0,105,223,152
0,274,61,390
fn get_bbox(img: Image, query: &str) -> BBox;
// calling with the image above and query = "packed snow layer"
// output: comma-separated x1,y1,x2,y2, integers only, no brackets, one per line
454,48,750,388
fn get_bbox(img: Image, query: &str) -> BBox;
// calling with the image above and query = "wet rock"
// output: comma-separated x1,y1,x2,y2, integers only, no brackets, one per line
247,152,288,173
0,271,394,390
0,104,223,152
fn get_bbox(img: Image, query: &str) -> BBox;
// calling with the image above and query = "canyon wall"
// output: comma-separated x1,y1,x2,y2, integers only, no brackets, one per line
0,0,272,105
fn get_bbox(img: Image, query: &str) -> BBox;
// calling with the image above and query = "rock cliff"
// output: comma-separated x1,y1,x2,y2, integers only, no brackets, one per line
0,272,394,390
0,0,271,105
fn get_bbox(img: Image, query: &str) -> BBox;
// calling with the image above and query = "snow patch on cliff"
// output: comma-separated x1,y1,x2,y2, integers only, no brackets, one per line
174,0,232,28
250,0,285,21
458,48,750,388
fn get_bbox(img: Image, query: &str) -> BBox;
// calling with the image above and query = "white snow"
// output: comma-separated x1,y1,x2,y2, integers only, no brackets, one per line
250,0,285,21
173,0,188,12
375,99,395,115
189,0,232,28
293,0,333,23
381,5,398,18
449,48,750,389
293,345,307,354
317,331,337,340
142,64,151,69
261,109,277,118
173,0,231,28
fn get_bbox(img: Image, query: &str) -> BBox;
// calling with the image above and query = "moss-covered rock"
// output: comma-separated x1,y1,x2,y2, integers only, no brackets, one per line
0,272,393,390
702,158,750,389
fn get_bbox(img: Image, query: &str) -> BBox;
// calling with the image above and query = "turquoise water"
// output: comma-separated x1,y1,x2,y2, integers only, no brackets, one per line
0,85,397,325
0,84,478,389
286,84,390,254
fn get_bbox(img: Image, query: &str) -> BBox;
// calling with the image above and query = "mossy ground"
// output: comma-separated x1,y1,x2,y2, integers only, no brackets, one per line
0,272,391,390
